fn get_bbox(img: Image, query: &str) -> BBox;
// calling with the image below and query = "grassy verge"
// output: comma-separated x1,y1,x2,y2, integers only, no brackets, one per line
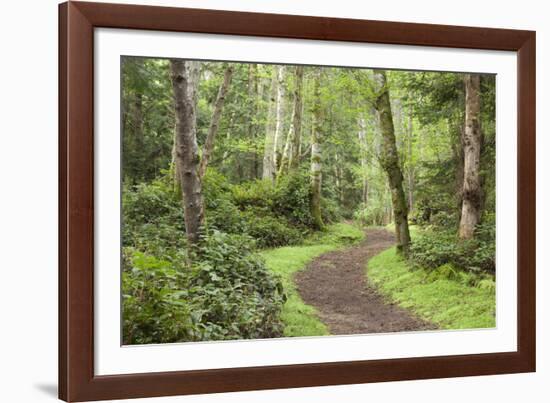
368,246,496,330
261,223,364,337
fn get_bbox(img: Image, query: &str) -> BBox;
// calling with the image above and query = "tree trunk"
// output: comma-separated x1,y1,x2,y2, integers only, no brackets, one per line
278,116,293,178
333,154,345,205
262,67,279,181
289,65,305,170
247,64,260,180
406,107,415,212
199,65,233,178
273,66,285,174
372,69,411,255
453,122,465,222
459,74,482,239
357,117,369,205
170,121,180,191
170,60,205,246
310,69,324,229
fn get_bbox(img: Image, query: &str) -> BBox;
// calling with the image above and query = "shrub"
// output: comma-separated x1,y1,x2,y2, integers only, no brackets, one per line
122,179,186,255
272,172,315,228
231,179,276,210
321,197,343,224
122,249,199,344
409,226,495,273
122,179,182,229
193,231,286,339
122,231,286,344
241,209,304,248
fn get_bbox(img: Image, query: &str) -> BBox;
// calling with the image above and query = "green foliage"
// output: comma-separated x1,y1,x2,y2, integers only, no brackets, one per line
122,58,174,183
123,231,285,344
321,196,343,223
122,178,186,255
273,171,317,227
409,227,495,273
240,210,304,248
232,178,276,209
353,200,388,226
368,247,495,330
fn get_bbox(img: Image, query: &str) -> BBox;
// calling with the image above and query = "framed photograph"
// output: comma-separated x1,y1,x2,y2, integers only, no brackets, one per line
59,1,535,401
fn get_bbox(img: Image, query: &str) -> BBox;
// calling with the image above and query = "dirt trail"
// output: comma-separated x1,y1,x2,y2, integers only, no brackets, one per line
295,228,436,335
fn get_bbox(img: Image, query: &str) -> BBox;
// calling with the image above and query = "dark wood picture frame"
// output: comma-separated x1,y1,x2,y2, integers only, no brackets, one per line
59,1,536,401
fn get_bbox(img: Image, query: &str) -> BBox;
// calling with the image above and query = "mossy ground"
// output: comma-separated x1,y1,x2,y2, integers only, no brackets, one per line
368,246,496,330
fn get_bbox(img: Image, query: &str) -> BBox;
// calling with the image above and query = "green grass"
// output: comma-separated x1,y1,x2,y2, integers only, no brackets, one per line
261,223,364,337
367,246,496,329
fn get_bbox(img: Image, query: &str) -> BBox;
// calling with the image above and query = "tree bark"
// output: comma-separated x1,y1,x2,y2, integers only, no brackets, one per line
170,60,205,246
198,65,233,178
278,116,293,178
310,69,324,229
334,154,345,205
273,66,285,174
459,74,482,239
262,66,279,181
357,117,369,205
406,106,415,212
247,64,260,180
372,70,411,255
289,65,305,170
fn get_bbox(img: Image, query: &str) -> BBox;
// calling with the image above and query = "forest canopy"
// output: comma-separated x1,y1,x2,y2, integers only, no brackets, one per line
121,57,496,344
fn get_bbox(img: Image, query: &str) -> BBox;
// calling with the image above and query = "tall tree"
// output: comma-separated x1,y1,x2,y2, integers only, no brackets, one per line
405,106,415,212
278,66,305,177
372,70,411,254
310,69,324,229
170,60,205,246
357,117,369,205
289,65,305,170
272,66,286,174
199,65,234,178
458,74,482,239
262,67,279,181
247,64,260,179
278,120,292,178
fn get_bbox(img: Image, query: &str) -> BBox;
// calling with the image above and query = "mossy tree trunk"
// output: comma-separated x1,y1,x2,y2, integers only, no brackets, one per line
310,69,324,230
459,74,482,239
372,69,411,255
170,60,205,246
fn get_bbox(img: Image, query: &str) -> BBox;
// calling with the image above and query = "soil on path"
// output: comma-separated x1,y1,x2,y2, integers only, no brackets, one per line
295,228,436,335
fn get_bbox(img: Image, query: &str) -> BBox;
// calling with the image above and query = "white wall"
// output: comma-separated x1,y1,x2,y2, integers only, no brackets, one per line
0,1,546,402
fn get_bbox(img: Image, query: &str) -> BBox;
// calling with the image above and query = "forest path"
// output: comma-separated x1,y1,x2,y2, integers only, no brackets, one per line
295,228,436,335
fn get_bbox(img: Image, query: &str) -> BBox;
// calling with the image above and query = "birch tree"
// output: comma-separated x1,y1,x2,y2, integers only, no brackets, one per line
273,66,286,174
310,68,324,229
262,66,282,181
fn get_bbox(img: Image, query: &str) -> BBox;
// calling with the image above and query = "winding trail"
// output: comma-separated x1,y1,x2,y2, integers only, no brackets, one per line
295,228,436,335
